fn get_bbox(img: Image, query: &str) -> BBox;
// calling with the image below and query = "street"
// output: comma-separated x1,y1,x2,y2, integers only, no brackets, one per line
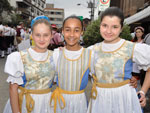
0,57,9,112
0,57,150,113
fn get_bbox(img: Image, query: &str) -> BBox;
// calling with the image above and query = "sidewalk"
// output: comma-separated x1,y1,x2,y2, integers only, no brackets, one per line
0,58,9,112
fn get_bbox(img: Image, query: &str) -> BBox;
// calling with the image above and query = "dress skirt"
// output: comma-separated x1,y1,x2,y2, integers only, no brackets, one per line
87,84,142,113
53,92,88,113
3,92,54,113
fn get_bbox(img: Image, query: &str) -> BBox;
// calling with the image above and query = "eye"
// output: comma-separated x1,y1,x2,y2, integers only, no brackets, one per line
75,29,79,32
35,34,40,37
113,25,119,29
65,28,70,32
44,34,49,37
101,24,107,28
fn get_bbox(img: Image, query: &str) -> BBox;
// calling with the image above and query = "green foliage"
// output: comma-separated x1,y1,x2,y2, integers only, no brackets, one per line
0,0,13,13
120,24,132,41
83,19,132,47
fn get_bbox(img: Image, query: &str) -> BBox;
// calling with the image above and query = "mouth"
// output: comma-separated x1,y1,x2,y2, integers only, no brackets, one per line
67,38,76,42
39,42,45,45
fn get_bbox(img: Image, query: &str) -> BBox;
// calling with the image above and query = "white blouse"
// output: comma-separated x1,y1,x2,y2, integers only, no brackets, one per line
5,48,49,85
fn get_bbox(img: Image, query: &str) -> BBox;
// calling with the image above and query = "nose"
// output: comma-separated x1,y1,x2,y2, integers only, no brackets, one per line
106,27,112,34
40,36,44,41
70,31,74,37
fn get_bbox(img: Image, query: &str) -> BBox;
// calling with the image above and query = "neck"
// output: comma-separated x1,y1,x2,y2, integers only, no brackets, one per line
137,38,142,42
65,45,82,51
33,47,47,53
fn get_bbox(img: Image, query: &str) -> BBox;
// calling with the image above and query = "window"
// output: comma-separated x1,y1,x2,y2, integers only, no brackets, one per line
55,12,61,15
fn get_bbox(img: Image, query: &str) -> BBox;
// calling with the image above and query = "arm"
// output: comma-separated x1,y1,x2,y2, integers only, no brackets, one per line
137,68,150,107
140,68,150,94
9,83,20,113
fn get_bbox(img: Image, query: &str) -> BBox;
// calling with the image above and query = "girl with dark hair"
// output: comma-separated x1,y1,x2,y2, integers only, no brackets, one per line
50,15,137,113
50,15,92,113
133,26,145,43
87,7,150,113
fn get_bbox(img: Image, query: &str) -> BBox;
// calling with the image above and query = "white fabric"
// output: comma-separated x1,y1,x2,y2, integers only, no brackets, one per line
3,92,54,113
133,43,150,71
53,47,83,67
89,39,150,71
18,39,31,51
87,84,142,113
5,47,49,84
0,24,4,31
53,48,88,113
3,48,53,113
3,26,11,36
54,93,87,113
132,63,140,73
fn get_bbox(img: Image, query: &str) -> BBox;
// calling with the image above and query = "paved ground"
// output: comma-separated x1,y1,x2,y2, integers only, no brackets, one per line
0,57,150,113
0,57,9,112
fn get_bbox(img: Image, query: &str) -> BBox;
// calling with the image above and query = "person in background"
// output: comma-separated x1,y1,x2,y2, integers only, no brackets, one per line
0,23,5,58
48,24,64,50
3,16,55,113
132,26,146,87
133,26,145,43
16,22,25,44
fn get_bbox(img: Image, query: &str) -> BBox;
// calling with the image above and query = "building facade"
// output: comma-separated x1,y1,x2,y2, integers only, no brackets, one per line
44,4,64,28
110,0,150,33
8,0,46,23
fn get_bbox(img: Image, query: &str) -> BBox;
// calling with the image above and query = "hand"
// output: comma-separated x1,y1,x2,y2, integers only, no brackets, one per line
130,76,137,88
137,92,146,107
58,46,64,50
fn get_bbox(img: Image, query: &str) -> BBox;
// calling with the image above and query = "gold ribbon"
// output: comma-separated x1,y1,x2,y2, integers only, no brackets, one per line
50,87,84,113
91,74,130,99
91,74,98,99
19,86,51,113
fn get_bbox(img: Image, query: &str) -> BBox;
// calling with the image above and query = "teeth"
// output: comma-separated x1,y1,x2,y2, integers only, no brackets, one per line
68,38,74,41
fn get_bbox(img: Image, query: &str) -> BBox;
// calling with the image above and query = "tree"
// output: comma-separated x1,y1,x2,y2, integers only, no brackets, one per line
0,0,13,23
0,0,13,13
83,18,132,47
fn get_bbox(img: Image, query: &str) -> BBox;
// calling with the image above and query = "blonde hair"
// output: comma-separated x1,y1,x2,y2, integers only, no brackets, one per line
31,19,52,34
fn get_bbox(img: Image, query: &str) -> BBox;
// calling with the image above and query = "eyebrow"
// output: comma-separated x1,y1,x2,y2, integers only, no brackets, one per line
65,26,80,29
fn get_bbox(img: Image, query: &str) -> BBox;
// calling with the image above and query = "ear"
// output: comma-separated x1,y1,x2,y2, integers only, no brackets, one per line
120,28,123,33
81,31,83,36
62,30,64,36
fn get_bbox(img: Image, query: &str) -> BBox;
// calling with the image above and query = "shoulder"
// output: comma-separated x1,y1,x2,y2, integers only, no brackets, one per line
7,51,21,60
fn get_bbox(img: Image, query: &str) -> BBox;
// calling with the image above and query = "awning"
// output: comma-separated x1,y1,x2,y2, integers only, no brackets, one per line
124,6,150,24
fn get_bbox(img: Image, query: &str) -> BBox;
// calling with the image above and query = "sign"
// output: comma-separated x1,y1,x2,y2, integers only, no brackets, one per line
99,0,111,11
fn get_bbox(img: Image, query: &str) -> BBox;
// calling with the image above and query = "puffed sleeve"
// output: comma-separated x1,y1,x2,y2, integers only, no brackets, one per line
133,43,150,71
4,52,24,85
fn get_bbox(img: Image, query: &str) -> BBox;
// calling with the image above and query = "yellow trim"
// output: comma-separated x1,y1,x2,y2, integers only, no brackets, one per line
95,79,130,88
50,87,84,113
91,74,130,99
78,50,92,90
63,48,85,61
19,86,51,113
100,40,126,53
27,48,51,63
88,50,92,70
131,43,136,60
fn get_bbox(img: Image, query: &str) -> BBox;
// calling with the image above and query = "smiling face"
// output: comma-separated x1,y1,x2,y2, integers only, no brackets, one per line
100,16,122,44
62,18,83,50
32,23,52,52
